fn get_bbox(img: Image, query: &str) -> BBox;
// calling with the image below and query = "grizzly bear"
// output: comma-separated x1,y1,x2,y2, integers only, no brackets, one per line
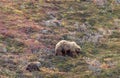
55,40,81,57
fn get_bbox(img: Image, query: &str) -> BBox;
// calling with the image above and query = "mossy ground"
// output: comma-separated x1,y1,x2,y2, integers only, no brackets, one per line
0,0,120,78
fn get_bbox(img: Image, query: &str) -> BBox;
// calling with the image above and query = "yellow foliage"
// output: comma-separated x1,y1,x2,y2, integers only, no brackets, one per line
62,20,67,26
100,63,110,69
13,9,23,14
40,67,65,74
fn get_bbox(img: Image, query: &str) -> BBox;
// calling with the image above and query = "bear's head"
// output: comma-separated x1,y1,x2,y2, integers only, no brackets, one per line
69,42,81,57
75,48,81,55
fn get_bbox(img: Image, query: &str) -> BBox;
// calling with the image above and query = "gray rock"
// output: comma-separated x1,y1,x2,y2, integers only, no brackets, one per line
41,30,49,34
115,0,120,4
44,18,61,27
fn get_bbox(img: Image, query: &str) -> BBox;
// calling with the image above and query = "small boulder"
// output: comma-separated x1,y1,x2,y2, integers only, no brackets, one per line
44,18,61,27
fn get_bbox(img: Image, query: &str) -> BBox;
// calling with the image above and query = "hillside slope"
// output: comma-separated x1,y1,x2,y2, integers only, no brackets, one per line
0,0,120,78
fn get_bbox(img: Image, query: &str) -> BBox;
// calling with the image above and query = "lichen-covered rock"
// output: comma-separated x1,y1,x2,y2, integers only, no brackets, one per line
55,40,81,57
44,18,61,27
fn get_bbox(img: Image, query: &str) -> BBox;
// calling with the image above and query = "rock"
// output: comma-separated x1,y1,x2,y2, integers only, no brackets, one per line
44,18,61,27
26,62,41,72
41,30,49,34
115,0,120,4
48,13,56,19
40,29,53,34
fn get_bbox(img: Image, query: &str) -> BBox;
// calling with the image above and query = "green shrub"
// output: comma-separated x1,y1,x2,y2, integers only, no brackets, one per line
109,32,120,38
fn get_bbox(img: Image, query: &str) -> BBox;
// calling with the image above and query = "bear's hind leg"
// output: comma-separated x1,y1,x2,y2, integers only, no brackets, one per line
61,48,66,56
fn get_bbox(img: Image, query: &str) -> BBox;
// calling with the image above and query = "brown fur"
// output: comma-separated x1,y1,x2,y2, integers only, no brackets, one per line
55,40,81,57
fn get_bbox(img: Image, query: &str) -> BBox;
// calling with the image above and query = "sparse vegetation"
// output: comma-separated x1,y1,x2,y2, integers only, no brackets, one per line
0,0,120,78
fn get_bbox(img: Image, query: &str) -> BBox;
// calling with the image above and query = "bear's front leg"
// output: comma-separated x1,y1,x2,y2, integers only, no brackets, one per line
72,51,78,58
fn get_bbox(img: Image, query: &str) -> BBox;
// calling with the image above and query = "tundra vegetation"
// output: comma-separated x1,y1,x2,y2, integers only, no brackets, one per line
0,0,120,78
